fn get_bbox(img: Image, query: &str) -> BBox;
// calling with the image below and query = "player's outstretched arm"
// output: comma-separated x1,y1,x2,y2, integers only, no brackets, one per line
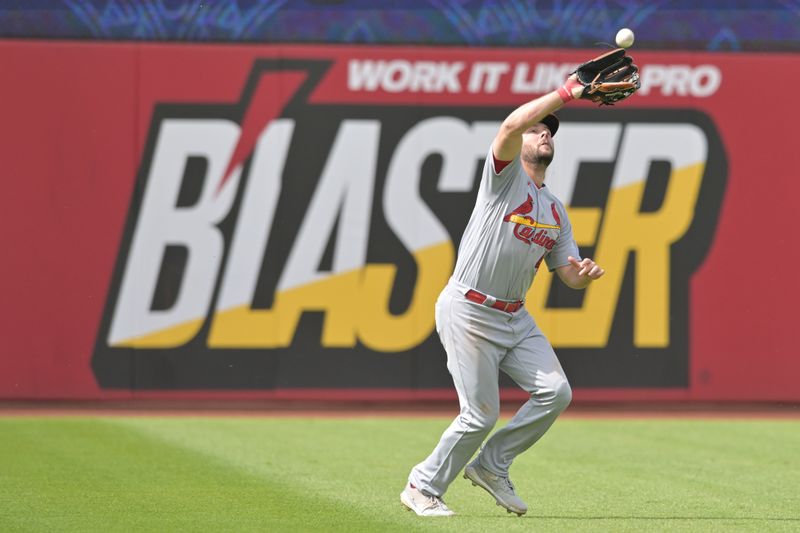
493,49,640,162
556,255,605,289
492,79,584,162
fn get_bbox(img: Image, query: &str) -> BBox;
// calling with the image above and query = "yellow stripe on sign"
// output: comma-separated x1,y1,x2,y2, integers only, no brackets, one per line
507,214,560,230
209,241,453,351
527,161,705,348
111,318,205,348
112,241,454,352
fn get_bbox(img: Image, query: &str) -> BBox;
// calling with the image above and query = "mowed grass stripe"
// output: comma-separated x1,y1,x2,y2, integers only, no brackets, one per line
518,419,800,529
0,417,798,532
0,417,424,532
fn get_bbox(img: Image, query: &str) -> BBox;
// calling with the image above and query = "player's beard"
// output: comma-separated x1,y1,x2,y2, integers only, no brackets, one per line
521,142,554,167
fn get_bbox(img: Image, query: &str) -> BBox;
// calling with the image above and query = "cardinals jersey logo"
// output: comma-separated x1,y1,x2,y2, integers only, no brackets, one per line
503,194,558,249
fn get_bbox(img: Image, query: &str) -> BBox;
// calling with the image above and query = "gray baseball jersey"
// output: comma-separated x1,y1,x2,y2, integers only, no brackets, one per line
451,147,580,301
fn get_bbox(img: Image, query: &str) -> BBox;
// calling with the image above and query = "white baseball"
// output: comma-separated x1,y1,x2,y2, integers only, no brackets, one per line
615,28,635,48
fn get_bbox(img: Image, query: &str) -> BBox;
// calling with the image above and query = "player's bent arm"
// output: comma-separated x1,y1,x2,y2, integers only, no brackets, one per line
556,256,605,289
492,75,585,161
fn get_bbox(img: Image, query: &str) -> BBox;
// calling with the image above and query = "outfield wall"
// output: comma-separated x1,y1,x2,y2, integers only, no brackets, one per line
1,40,798,402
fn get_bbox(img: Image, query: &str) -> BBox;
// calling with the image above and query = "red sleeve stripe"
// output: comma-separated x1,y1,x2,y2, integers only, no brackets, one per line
493,153,512,173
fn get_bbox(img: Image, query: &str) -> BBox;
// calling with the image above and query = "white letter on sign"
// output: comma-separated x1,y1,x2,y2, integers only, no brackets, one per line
108,119,240,347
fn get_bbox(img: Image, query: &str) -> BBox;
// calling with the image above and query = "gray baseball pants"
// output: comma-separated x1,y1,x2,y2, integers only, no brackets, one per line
408,280,572,497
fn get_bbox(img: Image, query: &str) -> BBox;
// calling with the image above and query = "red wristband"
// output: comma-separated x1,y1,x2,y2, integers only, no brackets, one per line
557,85,574,103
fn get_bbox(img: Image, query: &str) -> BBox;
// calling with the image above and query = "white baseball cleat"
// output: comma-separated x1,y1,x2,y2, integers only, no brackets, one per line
464,459,528,516
400,483,455,516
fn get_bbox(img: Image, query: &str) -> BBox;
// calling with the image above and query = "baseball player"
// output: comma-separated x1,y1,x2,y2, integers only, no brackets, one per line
400,49,640,517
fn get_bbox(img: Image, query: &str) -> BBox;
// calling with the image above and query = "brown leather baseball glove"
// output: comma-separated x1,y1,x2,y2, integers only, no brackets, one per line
570,48,641,105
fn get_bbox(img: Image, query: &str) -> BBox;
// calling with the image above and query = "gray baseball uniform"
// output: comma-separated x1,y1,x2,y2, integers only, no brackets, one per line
408,147,578,498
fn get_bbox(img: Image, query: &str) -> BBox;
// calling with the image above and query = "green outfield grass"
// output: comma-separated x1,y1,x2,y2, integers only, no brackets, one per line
0,415,798,532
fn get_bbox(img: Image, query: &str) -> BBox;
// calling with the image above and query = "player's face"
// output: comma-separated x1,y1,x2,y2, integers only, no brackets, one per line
521,123,554,165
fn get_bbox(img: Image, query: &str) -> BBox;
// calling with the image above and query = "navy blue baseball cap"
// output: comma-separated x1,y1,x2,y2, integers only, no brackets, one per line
541,114,559,137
